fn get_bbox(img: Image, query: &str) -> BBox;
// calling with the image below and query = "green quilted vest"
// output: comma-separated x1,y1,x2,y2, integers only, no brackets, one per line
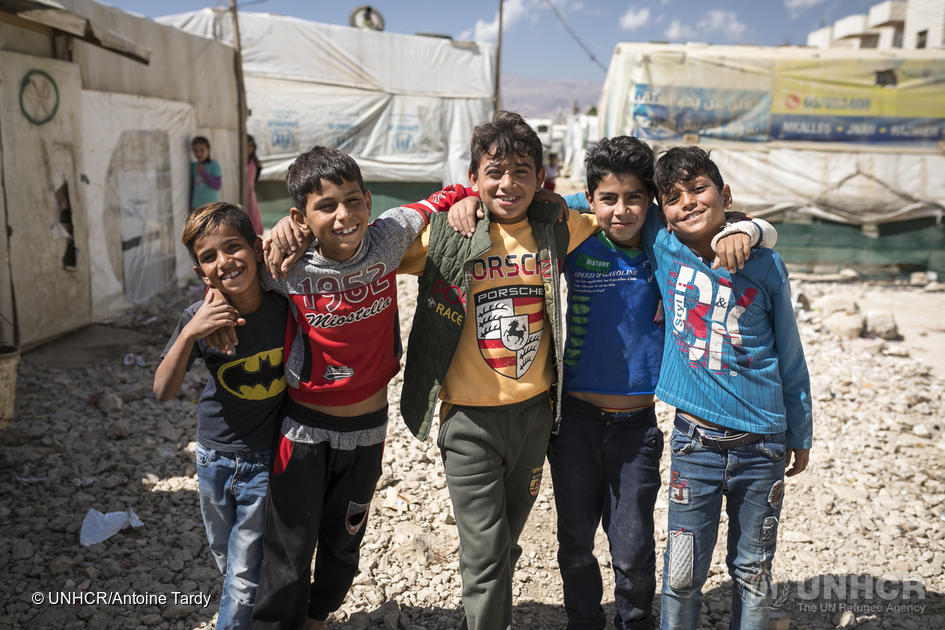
400,200,570,440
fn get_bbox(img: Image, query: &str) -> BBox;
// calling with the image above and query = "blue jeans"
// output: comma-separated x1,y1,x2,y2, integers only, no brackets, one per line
660,413,786,630
195,442,272,630
549,395,664,630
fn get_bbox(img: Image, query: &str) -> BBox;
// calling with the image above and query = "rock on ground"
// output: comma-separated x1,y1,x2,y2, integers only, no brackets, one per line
1,277,943,629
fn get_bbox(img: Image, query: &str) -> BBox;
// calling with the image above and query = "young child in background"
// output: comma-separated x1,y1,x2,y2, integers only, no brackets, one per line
652,147,812,630
191,136,222,212
245,134,264,234
544,151,559,191
154,202,287,629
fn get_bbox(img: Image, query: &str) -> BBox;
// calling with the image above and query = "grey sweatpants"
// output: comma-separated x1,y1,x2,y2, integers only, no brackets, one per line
437,393,553,630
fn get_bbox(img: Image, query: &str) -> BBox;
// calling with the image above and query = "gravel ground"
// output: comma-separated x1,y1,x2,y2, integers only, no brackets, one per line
1,274,943,630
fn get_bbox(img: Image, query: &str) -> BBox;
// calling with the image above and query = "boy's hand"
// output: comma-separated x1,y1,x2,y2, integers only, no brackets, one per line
653,300,664,324
201,289,244,355
713,233,751,272
448,197,483,237
785,448,810,477
185,296,241,339
264,217,311,278
534,188,569,223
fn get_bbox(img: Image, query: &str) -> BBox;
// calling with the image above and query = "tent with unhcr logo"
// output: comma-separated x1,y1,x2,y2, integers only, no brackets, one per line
599,43,945,275
0,0,240,349
158,8,497,225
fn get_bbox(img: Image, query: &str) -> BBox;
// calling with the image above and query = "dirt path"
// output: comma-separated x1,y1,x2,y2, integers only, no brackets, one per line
1,278,943,629
853,286,945,380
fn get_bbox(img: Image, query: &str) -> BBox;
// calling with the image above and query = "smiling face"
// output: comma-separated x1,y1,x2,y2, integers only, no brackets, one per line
193,224,261,298
469,151,544,223
588,172,651,248
659,175,732,252
291,178,371,262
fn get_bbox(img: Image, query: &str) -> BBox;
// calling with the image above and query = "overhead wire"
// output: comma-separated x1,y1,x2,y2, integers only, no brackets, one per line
540,0,607,72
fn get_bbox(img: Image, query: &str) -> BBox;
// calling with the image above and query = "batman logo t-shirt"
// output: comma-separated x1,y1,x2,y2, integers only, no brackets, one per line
163,291,288,452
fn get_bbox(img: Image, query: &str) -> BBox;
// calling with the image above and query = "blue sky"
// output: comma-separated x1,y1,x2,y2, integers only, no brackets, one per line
103,0,880,80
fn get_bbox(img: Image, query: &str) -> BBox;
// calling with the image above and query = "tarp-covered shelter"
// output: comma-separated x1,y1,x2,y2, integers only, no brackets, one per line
0,0,240,348
600,42,945,272
562,114,599,182
158,9,497,187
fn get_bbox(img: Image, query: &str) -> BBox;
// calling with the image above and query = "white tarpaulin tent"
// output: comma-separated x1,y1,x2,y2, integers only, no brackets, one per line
159,9,497,186
600,43,945,228
562,114,599,182
79,91,196,321
1,0,239,347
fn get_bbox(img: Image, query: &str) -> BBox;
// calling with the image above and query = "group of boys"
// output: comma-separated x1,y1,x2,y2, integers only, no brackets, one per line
155,110,812,630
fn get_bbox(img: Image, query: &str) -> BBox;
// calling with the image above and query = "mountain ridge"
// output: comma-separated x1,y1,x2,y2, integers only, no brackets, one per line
499,73,603,120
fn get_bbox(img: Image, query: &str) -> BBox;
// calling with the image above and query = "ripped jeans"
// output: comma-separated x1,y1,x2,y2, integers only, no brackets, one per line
660,413,786,630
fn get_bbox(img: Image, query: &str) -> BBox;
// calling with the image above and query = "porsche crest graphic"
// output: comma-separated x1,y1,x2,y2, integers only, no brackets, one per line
474,285,544,378
217,348,286,400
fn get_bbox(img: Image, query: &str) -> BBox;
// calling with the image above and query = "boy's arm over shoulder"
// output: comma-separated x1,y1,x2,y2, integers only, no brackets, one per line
393,184,473,274
552,192,598,251
265,217,312,279
400,184,472,224
769,255,813,473
565,208,599,253
711,217,779,273
562,192,589,212
374,185,467,242
258,260,290,296
712,217,778,251
397,222,432,275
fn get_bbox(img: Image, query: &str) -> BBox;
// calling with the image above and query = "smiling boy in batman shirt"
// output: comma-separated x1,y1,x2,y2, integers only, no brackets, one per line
154,202,288,629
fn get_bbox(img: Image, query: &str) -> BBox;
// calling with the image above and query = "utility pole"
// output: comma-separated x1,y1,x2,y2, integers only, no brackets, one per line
495,0,503,112
229,0,247,206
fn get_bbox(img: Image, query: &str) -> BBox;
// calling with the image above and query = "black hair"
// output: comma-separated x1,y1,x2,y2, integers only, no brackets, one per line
286,145,365,210
191,135,210,148
182,202,257,265
653,146,724,201
584,136,655,197
469,111,543,174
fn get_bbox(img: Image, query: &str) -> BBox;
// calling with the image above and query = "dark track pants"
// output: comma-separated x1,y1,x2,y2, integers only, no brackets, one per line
251,431,383,629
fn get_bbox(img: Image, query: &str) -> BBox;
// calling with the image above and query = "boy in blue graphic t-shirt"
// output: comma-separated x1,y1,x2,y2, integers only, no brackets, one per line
550,136,666,630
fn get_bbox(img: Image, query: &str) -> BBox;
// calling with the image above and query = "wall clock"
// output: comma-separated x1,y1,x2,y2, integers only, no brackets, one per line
20,69,59,126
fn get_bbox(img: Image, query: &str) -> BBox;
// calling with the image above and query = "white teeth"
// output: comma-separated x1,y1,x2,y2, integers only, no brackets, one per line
336,225,359,235
221,268,242,280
